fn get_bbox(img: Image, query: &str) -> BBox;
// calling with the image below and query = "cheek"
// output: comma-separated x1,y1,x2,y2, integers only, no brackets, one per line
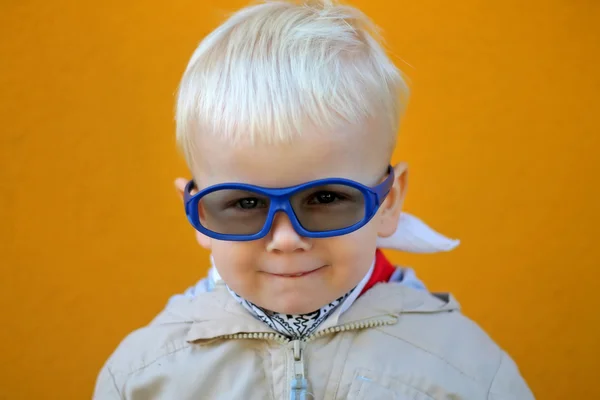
209,241,258,282
327,226,378,281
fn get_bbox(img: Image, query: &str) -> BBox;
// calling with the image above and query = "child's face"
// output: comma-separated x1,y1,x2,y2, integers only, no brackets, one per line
179,122,406,314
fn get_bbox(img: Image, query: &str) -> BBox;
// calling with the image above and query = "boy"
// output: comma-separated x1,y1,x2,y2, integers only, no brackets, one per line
94,1,534,398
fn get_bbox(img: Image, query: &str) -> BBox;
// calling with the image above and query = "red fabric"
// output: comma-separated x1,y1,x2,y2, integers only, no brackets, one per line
359,249,396,296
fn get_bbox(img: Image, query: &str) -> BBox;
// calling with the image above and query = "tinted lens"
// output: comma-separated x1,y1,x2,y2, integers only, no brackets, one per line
197,189,270,235
290,184,366,232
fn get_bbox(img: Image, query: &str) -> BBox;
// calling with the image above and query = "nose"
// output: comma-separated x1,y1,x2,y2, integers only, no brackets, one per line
266,212,312,253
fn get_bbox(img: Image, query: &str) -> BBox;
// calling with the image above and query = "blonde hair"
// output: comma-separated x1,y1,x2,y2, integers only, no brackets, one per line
175,0,409,164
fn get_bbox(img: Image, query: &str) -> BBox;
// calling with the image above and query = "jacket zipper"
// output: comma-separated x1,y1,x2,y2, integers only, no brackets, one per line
219,316,397,399
290,340,308,400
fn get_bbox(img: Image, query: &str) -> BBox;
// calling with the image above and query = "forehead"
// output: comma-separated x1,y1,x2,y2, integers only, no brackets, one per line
192,126,388,189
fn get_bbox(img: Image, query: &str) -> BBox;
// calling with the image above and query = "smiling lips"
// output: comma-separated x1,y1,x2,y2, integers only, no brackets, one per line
267,265,326,278
279,272,309,277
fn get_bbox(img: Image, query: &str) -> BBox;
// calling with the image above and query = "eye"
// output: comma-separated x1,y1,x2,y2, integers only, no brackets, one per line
235,198,266,209
307,191,341,205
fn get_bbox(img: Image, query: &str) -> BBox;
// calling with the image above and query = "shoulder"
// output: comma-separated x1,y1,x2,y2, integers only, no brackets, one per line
383,302,504,379
356,284,533,398
94,324,192,399
96,298,197,391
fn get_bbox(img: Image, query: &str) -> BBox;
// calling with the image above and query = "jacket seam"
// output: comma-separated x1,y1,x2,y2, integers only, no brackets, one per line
260,346,276,400
486,350,505,400
330,332,355,398
374,327,486,384
107,365,123,399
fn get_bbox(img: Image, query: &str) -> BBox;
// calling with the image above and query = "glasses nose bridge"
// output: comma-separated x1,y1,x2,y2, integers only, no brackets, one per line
267,191,295,216
266,185,297,209
263,188,300,233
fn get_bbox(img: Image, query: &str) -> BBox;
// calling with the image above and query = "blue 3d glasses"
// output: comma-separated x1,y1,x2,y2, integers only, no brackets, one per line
183,166,394,241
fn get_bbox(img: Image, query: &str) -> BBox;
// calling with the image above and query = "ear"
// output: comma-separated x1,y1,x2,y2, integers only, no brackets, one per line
174,177,188,200
377,162,408,238
174,177,212,250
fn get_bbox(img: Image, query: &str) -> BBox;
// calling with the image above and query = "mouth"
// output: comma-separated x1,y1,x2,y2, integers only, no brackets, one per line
265,265,327,278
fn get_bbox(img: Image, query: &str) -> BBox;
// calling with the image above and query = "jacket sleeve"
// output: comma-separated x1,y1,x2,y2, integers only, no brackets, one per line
93,364,123,400
488,351,535,400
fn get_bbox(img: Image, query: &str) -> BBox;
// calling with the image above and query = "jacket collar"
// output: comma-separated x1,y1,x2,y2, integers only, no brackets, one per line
153,283,460,342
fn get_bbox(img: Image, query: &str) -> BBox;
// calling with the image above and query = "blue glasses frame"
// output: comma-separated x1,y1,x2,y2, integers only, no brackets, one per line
183,166,395,241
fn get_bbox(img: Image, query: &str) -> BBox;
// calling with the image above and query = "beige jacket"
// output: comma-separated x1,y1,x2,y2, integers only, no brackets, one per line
94,283,534,399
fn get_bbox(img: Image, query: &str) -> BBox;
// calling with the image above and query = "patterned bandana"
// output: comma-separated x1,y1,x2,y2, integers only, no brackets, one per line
227,286,355,340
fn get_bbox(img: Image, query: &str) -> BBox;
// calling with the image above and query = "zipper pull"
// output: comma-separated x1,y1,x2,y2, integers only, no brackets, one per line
290,340,309,400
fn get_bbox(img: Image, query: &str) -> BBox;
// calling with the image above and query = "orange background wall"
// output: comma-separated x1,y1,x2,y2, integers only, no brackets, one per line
1,0,598,398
